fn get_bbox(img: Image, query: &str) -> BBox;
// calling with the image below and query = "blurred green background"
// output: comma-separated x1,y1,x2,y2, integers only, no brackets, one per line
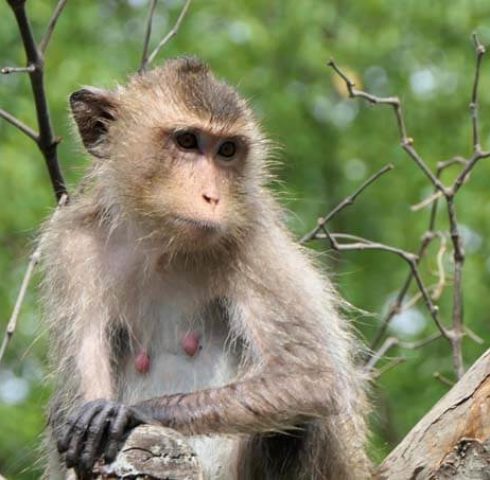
1,0,490,478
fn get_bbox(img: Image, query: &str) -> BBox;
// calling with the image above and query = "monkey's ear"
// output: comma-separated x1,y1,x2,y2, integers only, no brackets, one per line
69,88,118,159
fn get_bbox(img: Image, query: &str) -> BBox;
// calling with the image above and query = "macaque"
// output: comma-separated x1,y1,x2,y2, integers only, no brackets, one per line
40,57,370,480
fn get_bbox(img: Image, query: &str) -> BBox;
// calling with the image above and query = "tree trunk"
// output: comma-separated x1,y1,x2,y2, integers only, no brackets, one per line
377,348,490,479
94,425,203,480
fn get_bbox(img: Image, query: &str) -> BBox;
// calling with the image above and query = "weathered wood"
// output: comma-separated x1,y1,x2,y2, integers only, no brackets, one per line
94,425,203,480
377,348,490,480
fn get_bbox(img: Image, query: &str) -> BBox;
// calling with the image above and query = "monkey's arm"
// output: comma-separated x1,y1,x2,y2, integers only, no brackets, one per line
42,225,117,475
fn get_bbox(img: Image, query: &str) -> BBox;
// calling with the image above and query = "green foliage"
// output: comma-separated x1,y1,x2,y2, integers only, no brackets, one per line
1,1,489,477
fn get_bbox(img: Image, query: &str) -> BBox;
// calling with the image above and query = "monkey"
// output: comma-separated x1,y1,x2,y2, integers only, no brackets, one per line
40,56,371,480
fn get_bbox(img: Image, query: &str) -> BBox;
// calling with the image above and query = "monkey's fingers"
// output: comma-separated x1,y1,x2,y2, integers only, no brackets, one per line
63,402,104,468
78,403,116,477
104,405,133,463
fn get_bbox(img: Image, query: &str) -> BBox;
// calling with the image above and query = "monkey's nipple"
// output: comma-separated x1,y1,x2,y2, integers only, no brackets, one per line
135,350,151,374
181,332,201,357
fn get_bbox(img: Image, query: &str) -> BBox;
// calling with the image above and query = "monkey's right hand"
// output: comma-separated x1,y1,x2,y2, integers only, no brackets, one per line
56,399,152,479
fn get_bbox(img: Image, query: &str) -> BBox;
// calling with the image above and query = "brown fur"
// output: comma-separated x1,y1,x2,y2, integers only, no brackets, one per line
40,56,371,479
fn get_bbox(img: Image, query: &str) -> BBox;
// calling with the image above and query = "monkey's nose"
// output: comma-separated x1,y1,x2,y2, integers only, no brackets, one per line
202,193,220,206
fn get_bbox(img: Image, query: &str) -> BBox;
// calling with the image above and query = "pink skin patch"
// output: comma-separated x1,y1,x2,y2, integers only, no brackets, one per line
135,350,151,374
181,331,201,357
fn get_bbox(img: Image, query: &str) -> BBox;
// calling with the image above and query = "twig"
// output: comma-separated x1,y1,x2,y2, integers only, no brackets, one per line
5,0,67,200
139,0,158,74
0,194,67,368
433,372,454,387
1,65,35,74
144,0,192,69
328,60,445,193
366,337,399,370
300,164,393,244
464,327,484,345
38,0,69,55
446,196,465,378
410,191,443,212
469,32,486,153
0,107,39,141
373,357,405,378
324,231,448,338
366,332,443,370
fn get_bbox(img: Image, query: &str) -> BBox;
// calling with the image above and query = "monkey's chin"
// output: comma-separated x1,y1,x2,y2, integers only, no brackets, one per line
169,215,226,247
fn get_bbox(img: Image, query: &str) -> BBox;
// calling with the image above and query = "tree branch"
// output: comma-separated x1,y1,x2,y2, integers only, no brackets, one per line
139,0,158,74
38,0,69,55
0,107,38,141
300,164,393,244
143,0,192,70
0,193,68,368
5,0,67,200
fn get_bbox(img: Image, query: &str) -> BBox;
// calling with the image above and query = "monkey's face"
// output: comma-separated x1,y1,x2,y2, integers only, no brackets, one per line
113,121,260,251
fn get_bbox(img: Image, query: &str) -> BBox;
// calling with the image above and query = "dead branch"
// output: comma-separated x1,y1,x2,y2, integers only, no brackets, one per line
4,0,67,200
139,0,192,73
300,163,393,244
377,348,490,479
0,194,68,368
94,425,203,480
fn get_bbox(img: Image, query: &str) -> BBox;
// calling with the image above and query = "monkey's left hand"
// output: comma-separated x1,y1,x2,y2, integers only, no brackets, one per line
56,399,153,479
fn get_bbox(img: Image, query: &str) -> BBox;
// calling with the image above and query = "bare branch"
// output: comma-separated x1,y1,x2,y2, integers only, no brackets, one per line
5,0,68,200
373,357,405,378
323,231,448,338
0,194,67,368
446,196,465,379
464,326,484,345
366,337,399,370
0,107,39,141
1,64,35,74
366,332,443,371
328,60,445,192
39,0,69,55
145,0,192,69
433,371,454,387
139,0,158,74
469,32,486,154
300,164,393,244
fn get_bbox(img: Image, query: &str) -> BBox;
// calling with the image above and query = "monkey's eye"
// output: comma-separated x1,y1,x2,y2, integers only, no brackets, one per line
218,141,237,159
175,131,198,150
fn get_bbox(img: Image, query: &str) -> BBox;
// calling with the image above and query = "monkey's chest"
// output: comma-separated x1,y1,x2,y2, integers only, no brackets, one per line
118,300,237,405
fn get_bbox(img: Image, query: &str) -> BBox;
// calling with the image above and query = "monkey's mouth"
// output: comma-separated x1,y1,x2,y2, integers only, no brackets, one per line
171,215,223,234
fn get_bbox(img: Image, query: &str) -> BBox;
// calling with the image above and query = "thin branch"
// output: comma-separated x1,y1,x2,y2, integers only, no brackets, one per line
5,0,67,200
139,0,158,74
300,164,393,244
469,32,486,153
450,35,490,195
410,191,443,212
369,231,436,351
0,107,39,141
433,371,454,387
464,326,484,345
0,247,40,367
366,332,443,370
145,0,192,69
1,64,35,74
446,196,465,379
373,357,405,378
38,0,69,55
0,193,68,368
328,60,446,192
366,337,399,370
324,231,448,338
